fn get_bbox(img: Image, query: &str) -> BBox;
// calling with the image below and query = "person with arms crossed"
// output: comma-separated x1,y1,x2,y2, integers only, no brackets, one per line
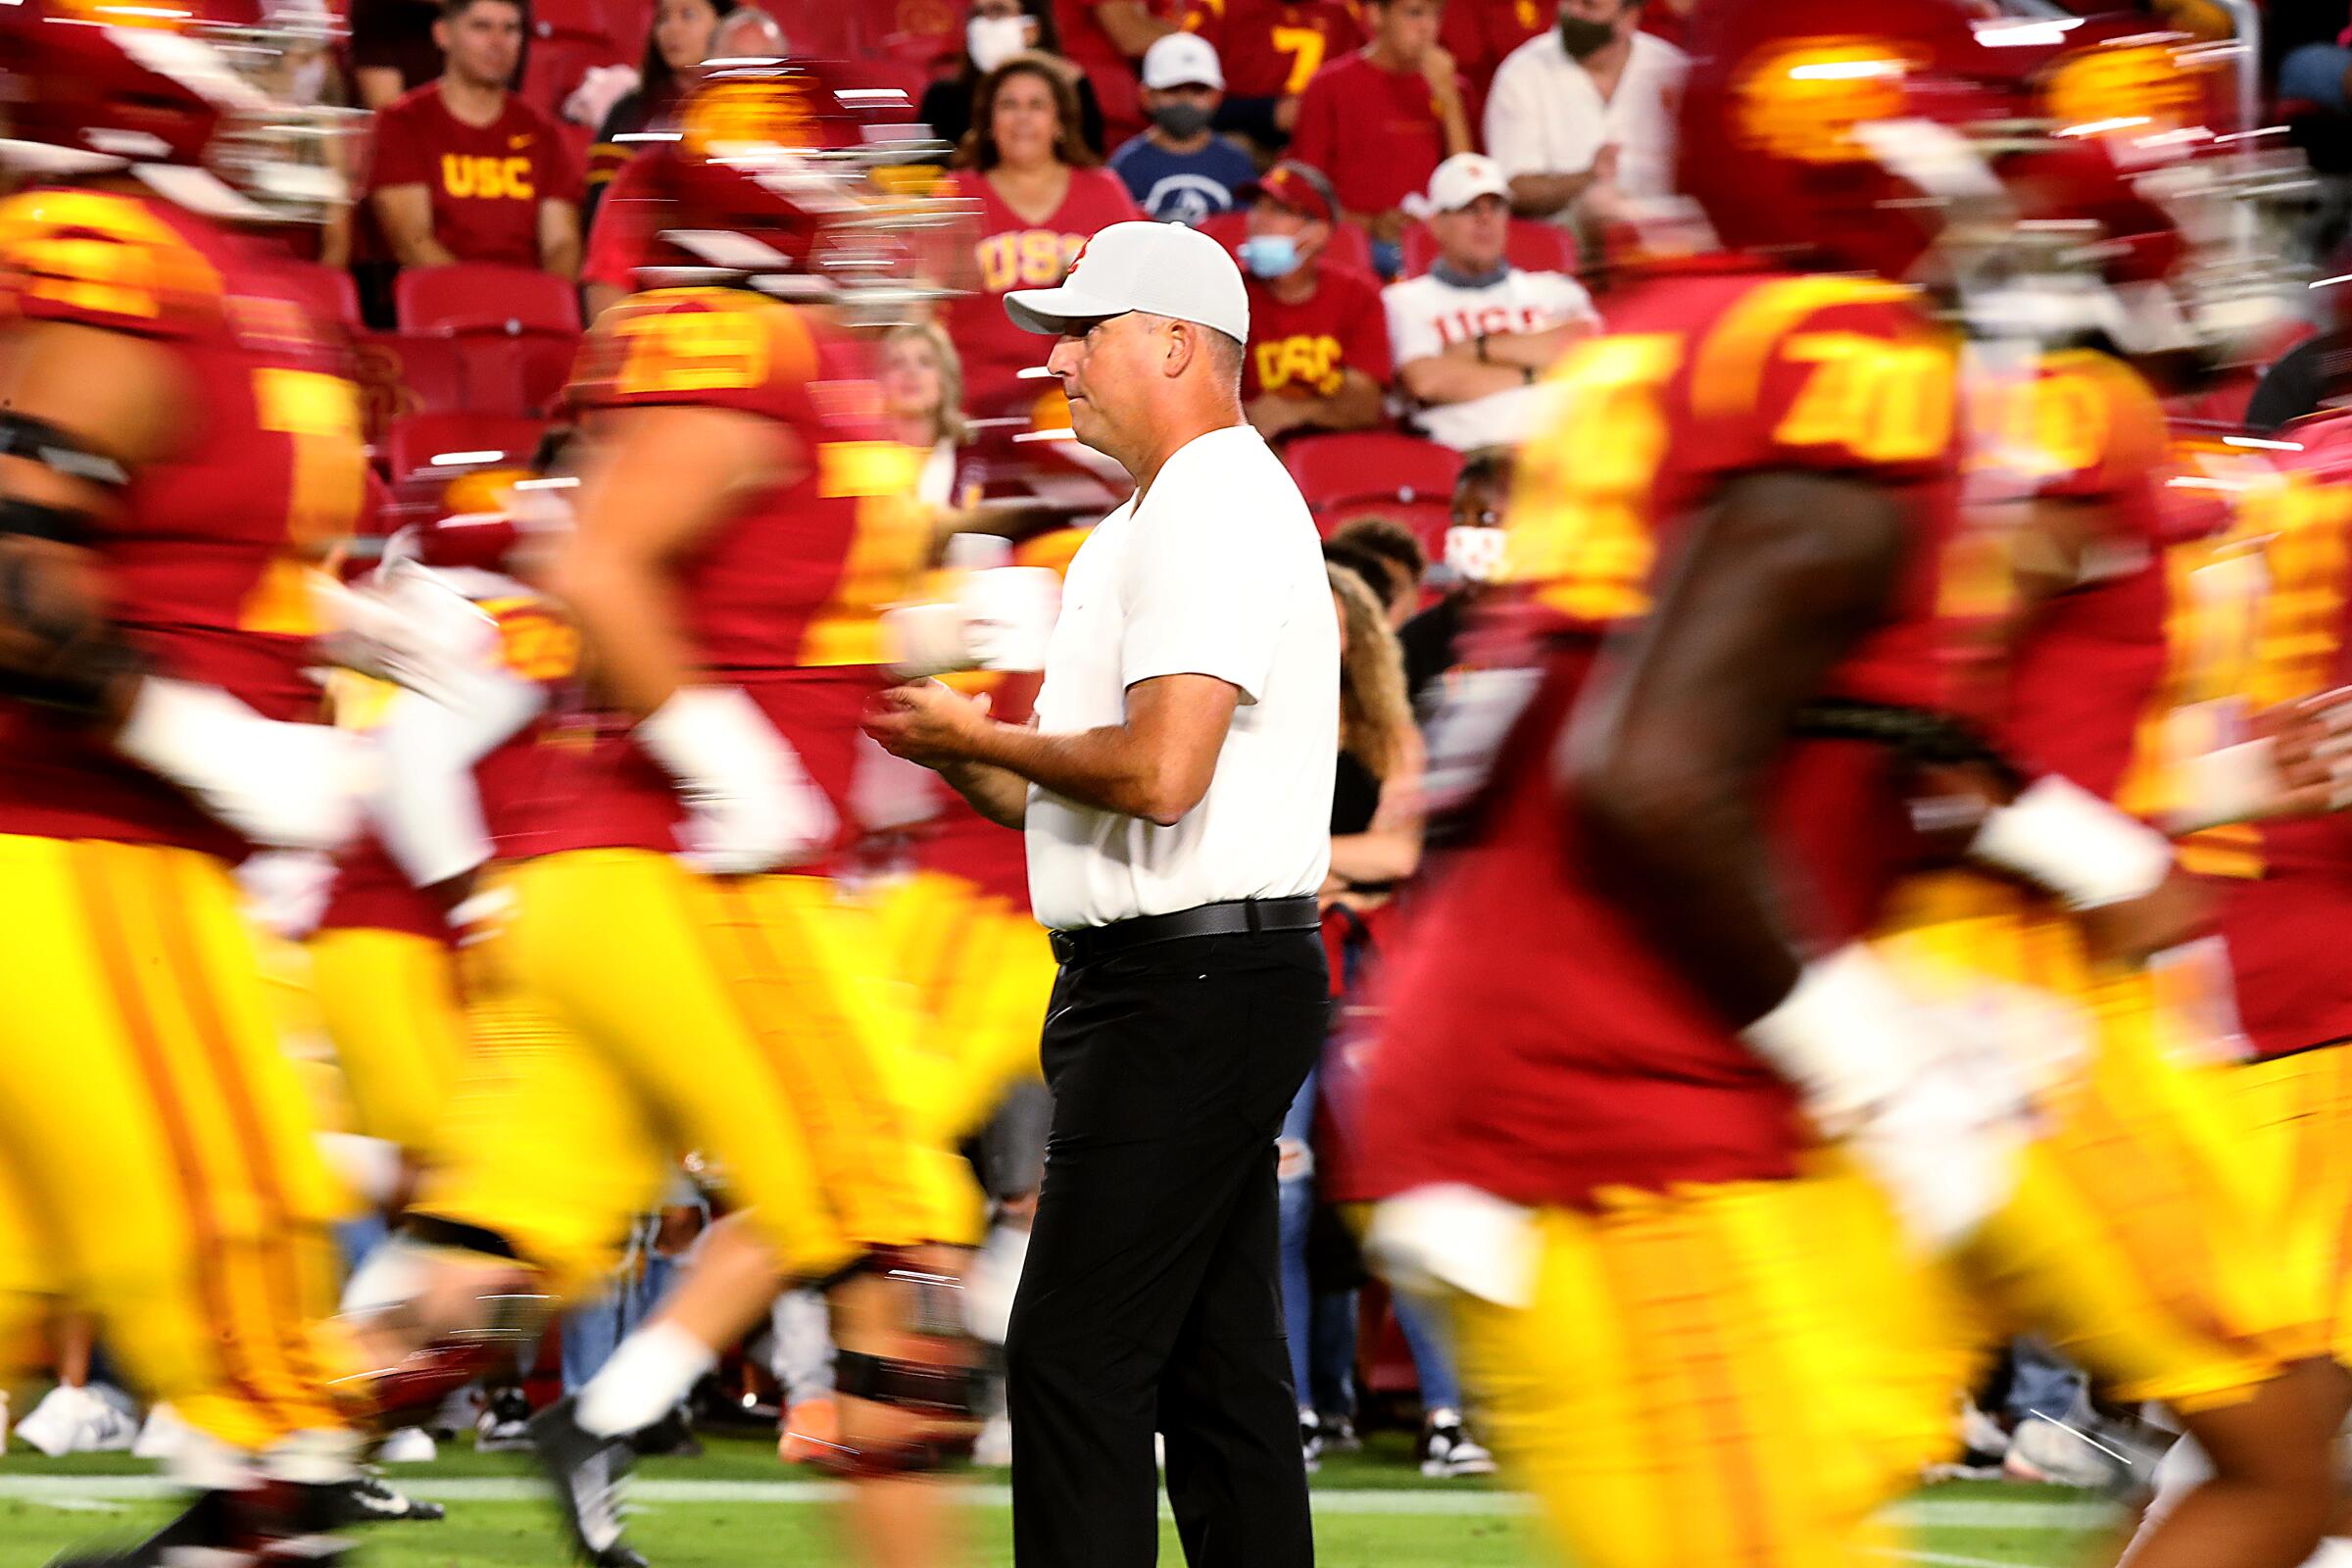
368,0,585,277
867,219,1336,1568
1382,152,1595,450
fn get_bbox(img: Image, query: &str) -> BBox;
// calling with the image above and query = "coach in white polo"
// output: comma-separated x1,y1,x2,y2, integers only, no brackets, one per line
865,220,1334,1568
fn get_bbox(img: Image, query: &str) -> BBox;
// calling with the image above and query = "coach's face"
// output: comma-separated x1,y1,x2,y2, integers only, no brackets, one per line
1047,313,1154,454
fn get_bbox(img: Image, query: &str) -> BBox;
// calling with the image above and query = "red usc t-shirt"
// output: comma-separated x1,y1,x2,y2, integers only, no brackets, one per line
369,84,583,268
1242,262,1393,400
1054,0,1185,146
945,168,1140,418
1355,264,1964,1210
1183,0,1365,101
1287,52,1460,217
1440,0,1546,99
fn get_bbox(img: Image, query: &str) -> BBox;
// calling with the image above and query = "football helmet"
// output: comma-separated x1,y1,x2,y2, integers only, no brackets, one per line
0,0,356,220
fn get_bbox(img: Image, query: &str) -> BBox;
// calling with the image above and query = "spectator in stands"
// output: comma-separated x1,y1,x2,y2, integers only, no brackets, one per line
259,0,358,270
368,0,586,277
1108,33,1255,225
350,0,444,110
1288,0,1471,270
1053,0,1181,150
882,320,974,511
919,0,1106,157
1437,0,1546,118
1399,444,1510,709
1329,514,1427,627
1384,154,1595,449
1236,161,1394,437
1484,0,1685,228
1187,0,1364,150
946,57,1141,417
584,0,738,229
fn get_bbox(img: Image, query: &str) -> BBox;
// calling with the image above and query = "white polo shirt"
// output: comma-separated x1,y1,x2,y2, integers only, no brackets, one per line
1484,30,1687,216
1383,266,1596,451
1025,423,1339,931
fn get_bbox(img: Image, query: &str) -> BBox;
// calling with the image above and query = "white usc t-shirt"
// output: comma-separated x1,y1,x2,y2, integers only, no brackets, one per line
1025,424,1339,931
1383,267,1596,451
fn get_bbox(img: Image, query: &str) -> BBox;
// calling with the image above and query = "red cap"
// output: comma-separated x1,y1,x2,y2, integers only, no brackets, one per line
1241,162,1340,226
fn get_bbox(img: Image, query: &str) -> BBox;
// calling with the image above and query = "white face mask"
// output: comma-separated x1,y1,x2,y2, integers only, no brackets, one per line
967,14,1032,73
1444,525,1506,584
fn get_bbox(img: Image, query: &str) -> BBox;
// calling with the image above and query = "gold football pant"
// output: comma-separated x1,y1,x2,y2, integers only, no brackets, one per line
871,868,1054,1144
2227,1042,2352,1365
0,835,360,1454
1446,1167,1972,1568
416,850,980,1294
306,926,467,1155
1879,875,2292,1411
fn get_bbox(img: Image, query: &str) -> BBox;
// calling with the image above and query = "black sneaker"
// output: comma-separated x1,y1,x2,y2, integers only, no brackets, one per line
325,1469,448,1525
529,1395,649,1568
1419,1408,1497,1478
48,1480,350,1566
475,1384,534,1453
1298,1408,1322,1474
629,1403,703,1459
1318,1413,1362,1454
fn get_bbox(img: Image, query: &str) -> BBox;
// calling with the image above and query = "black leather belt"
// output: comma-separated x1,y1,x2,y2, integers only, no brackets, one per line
1049,895,1320,966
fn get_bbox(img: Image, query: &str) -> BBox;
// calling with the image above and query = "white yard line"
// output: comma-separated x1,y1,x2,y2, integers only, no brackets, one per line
0,1473,2121,1529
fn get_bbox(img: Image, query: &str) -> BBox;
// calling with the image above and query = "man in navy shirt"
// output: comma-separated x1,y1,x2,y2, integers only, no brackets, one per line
1110,32,1259,226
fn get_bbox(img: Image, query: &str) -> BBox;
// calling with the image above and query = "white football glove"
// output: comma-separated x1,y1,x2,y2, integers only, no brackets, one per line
116,677,368,852
636,685,837,875
313,561,503,709
881,566,1062,679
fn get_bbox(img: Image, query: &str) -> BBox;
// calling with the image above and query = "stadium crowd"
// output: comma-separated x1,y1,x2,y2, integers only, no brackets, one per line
27,0,2352,1564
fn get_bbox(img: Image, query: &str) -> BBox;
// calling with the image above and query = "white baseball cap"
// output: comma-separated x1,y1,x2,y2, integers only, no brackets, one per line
1142,31,1224,91
1425,153,1511,214
1004,220,1250,342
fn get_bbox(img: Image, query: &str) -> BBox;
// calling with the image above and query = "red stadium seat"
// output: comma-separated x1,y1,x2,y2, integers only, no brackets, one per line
396,263,584,337
352,332,469,442
383,412,554,486
1398,216,1577,278
1283,430,1461,555
455,332,583,417
275,260,364,326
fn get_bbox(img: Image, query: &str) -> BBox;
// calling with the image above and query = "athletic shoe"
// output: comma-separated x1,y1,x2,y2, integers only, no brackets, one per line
972,1413,1013,1469
376,1427,438,1464
324,1471,447,1525
630,1403,702,1459
2005,1407,2126,1489
46,1478,350,1567
528,1395,648,1568
1317,1413,1362,1454
17,1384,93,1456
1420,1409,1497,1478
475,1385,534,1453
1298,1408,1322,1474
74,1386,138,1453
776,1396,839,1467
131,1402,190,1462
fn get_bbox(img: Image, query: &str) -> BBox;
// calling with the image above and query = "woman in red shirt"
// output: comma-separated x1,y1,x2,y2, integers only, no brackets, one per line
945,57,1141,419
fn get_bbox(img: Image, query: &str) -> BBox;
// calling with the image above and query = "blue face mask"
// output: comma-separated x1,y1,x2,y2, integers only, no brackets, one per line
1239,232,1302,279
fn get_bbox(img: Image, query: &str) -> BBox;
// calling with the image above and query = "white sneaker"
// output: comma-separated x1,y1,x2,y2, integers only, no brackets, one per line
132,1401,192,1461
16,1384,93,1456
1420,1409,1497,1478
73,1385,137,1452
972,1414,1012,1468
2004,1409,2123,1488
377,1427,438,1464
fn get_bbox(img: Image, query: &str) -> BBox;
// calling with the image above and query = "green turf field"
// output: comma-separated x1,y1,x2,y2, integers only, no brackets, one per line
0,1431,2122,1566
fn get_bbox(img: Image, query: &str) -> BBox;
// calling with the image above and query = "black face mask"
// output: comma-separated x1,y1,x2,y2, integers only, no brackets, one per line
1152,102,1213,138
1557,12,1615,59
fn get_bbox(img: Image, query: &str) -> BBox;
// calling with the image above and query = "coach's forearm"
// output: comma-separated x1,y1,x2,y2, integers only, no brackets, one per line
938,757,1030,830
968,719,1196,826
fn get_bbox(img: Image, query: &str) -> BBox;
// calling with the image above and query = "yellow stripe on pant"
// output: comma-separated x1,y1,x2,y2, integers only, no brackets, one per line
0,835,359,1453
2227,1043,2352,1364
868,869,1054,1146
1877,871,2294,1410
1446,1166,1973,1568
307,927,469,1155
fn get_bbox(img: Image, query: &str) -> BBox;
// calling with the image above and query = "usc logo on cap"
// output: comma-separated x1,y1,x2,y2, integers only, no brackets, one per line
1731,37,1919,166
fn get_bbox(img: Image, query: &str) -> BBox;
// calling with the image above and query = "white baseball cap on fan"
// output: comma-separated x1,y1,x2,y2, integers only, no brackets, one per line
1004,220,1250,343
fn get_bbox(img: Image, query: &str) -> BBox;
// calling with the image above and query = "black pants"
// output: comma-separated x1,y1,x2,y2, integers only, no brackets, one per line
1005,927,1327,1568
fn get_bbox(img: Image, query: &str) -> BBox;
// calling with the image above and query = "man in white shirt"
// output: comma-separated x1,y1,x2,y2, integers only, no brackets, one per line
1384,153,1597,450
1484,0,1686,226
864,220,1335,1568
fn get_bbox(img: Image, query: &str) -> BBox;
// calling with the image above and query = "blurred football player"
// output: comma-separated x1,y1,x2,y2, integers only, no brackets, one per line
0,0,378,1559
1350,4,2341,1566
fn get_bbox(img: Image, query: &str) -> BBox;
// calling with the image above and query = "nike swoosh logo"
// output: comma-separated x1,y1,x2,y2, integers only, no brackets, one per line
509,133,533,149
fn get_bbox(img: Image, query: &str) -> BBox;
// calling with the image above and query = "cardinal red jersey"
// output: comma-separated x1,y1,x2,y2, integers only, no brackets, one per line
1183,0,1365,101
1242,262,1394,400
1287,52,1463,218
0,187,368,860
368,84,583,269
510,287,928,870
945,170,1141,418
1054,0,1186,144
1354,263,1963,1209
1440,0,1547,98
1977,348,2185,803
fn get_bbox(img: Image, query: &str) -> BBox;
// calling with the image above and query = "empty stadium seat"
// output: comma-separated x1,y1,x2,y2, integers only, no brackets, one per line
456,332,583,417
275,260,364,326
396,263,584,337
382,412,555,487
1398,216,1578,278
352,332,469,442
1282,430,1461,551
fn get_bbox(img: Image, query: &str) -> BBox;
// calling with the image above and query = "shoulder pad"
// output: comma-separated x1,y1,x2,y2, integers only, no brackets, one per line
0,189,224,339
568,286,818,414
